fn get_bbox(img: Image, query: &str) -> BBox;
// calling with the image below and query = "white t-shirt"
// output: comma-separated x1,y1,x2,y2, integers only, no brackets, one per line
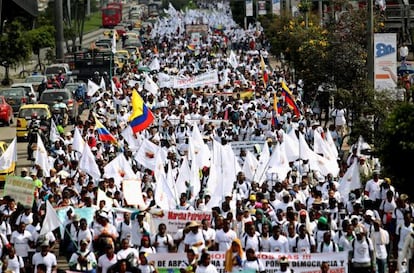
295,234,316,254
195,264,218,273
351,238,373,263
98,254,117,273
4,255,24,273
184,231,205,253
117,248,138,266
11,230,33,257
152,233,174,253
215,229,237,251
32,252,57,273
242,234,261,252
243,259,265,272
268,235,289,253
365,180,381,201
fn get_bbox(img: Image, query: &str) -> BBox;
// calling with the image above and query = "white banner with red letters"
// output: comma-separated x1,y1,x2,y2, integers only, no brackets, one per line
148,252,348,273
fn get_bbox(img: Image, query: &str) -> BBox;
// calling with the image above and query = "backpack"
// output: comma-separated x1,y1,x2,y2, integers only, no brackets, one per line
351,237,373,260
319,240,337,252
295,233,312,252
244,234,262,251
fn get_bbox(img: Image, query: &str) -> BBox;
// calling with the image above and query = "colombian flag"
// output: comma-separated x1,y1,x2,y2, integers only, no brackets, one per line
260,55,268,88
280,81,301,117
129,89,154,133
94,117,117,144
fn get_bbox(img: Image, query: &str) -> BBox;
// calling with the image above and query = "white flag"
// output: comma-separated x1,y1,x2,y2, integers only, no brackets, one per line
228,50,238,68
100,77,106,91
87,79,100,96
154,151,175,210
111,30,117,54
121,126,141,151
175,157,191,201
144,74,159,95
97,188,114,209
338,161,361,203
49,120,62,144
0,138,17,170
35,135,51,177
252,143,270,185
72,127,85,153
104,153,136,186
40,200,61,235
149,58,160,71
79,144,101,181
242,150,258,182
134,139,165,170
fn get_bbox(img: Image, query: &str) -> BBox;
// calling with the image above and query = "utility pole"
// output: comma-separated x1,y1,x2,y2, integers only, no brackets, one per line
55,0,65,61
367,0,374,85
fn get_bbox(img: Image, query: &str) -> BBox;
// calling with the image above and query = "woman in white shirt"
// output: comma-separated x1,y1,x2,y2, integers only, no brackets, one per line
195,253,218,273
3,246,25,273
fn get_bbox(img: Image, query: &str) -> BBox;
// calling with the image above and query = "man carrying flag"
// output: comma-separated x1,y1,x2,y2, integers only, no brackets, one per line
129,89,154,133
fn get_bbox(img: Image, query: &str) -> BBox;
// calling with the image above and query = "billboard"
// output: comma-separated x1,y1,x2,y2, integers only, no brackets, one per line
272,0,281,15
258,0,267,15
374,33,397,90
246,0,254,16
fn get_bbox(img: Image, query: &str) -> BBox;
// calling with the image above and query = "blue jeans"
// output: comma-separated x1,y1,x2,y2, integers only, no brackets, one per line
376,258,387,273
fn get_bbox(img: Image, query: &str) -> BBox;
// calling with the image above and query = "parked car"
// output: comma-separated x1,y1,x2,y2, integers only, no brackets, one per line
39,89,79,124
16,104,51,141
0,96,13,126
0,87,30,115
11,83,37,101
44,63,73,84
0,141,16,184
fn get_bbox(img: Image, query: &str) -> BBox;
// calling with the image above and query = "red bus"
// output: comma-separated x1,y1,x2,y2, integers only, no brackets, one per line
102,6,122,28
107,2,123,20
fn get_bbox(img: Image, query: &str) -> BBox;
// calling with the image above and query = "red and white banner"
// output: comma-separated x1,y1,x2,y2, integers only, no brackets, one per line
151,209,212,236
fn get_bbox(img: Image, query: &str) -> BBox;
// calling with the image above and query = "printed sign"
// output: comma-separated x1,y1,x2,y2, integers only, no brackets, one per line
374,33,397,90
272,0,281,15
3,176,36,207
258,0,267,15
151,209,212,236
246,0,254,17
173,71,219,89
148,252,348,273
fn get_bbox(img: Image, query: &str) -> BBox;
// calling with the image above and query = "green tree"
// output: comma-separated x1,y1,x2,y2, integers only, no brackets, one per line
378,103,414,194
27,26,55,72
0,21,31,85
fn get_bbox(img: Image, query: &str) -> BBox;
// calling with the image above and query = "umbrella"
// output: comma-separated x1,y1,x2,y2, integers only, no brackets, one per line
397,65,414,76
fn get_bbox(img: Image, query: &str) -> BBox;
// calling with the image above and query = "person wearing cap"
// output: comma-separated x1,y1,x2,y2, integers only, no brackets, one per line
69,239,97,273
184,221,205,254
275,256,293,273
349,226,375,273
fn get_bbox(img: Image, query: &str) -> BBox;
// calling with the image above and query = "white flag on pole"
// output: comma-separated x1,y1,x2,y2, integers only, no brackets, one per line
87,79,100,96
338,161,361,203
72,127,85,153
0,137,17,170
35,135,51,177
228,50,238,68
111,31,117,54
144,74,159,95
79,143,101,181
149,58,161,71
49,120,63,144
40,200,61,235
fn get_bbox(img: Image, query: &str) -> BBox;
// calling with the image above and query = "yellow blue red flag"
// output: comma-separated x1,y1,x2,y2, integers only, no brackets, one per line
129,89,154,133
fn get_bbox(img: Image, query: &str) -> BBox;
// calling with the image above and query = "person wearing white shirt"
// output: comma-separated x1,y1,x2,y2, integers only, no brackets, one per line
215,219,237,251
11,222,33,262
364,171,383,206
69,239,97,273
370,219,389,273
242,224,262,252
3,247,25,273
201,219,215,251
350,226,375,273
97,244,117,273
116,238,138,267
242,248,265,273
32,241,57,273
195,253,218,273
294,224,316,253
317,231,339,253
152,223,174,253
184,222,205,254
268,225,289,253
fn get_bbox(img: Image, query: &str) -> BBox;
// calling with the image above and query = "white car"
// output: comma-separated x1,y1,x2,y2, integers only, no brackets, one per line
11,83,37,102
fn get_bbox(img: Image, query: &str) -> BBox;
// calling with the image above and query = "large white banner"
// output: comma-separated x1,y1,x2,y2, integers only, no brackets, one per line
246,0,253,17
151,209,212,236
173,71,219,89
148,252,348,273
374,33,397,90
